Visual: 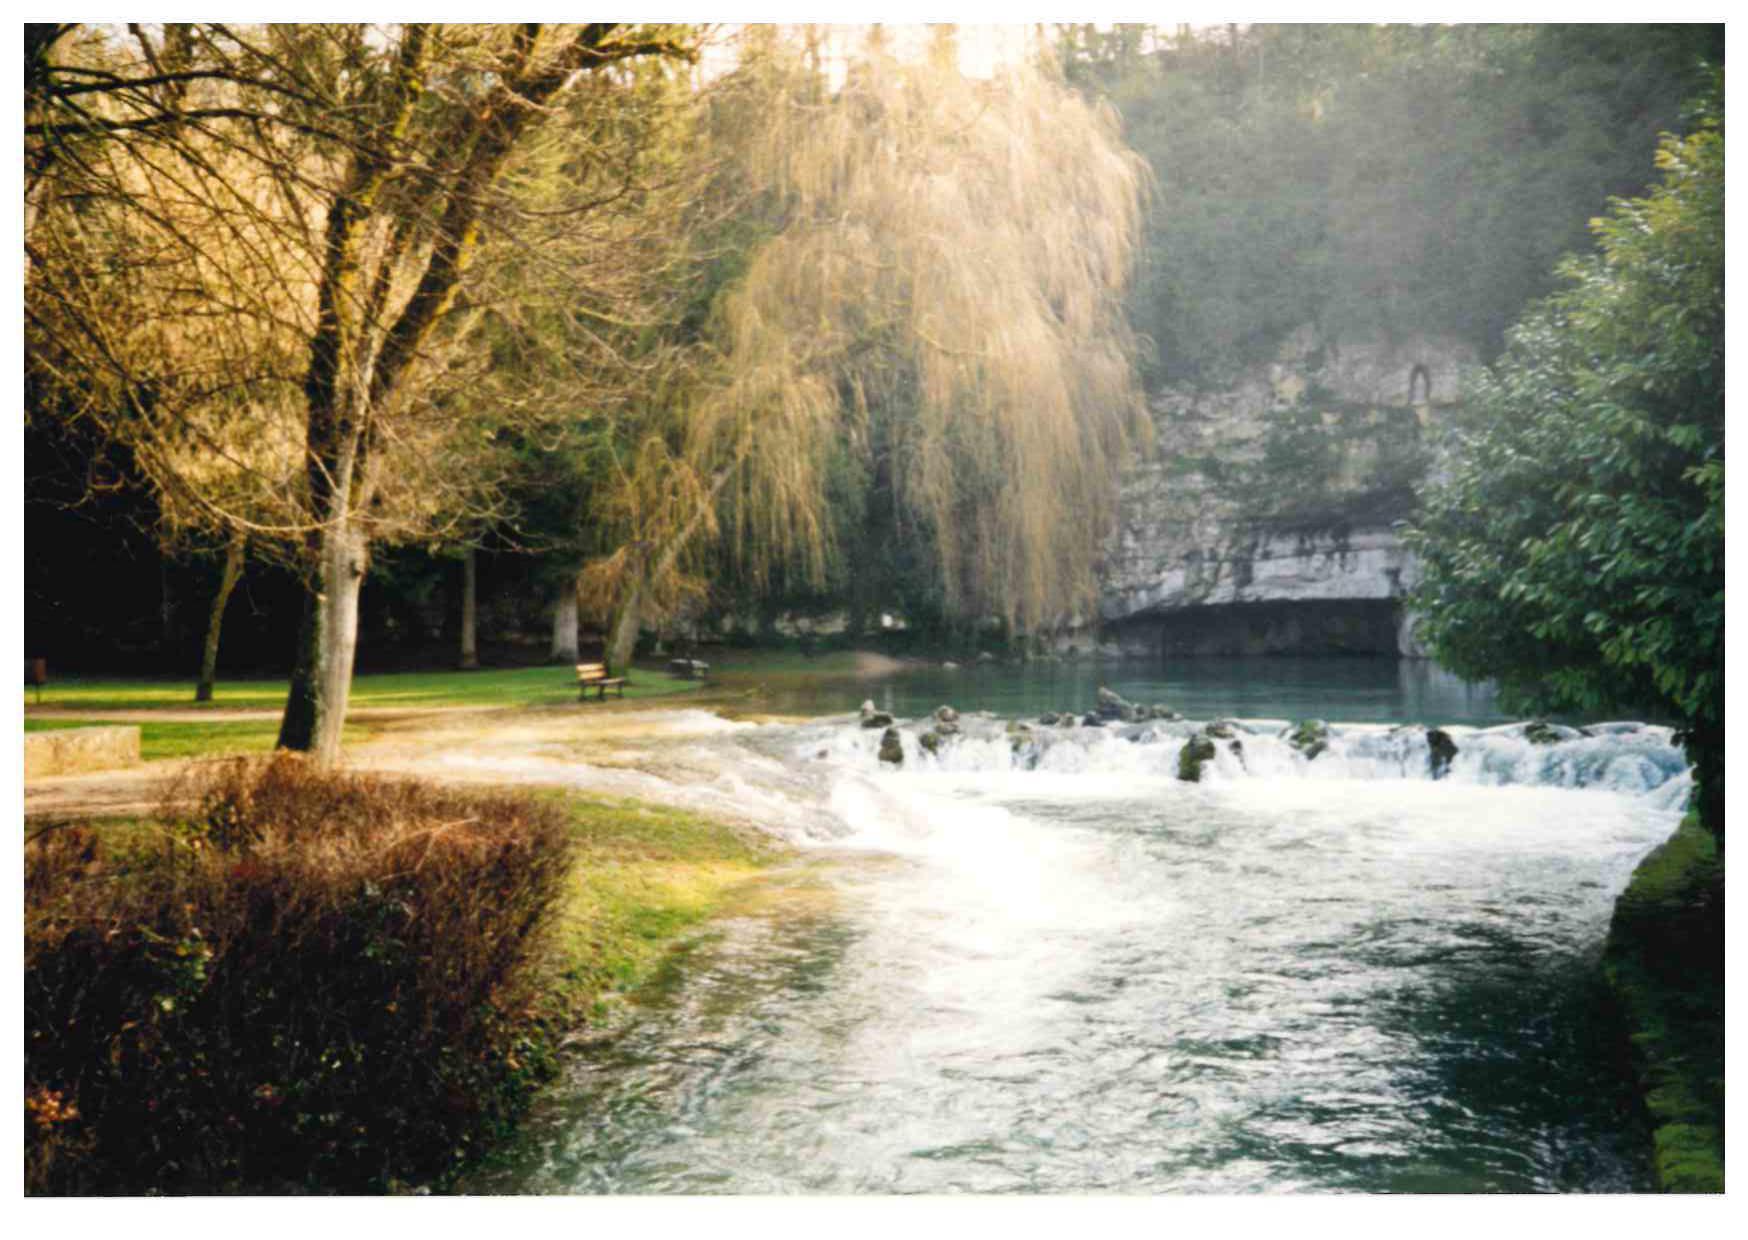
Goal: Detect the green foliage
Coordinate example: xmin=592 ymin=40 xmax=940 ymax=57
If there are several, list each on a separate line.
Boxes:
xmin=1407 ymin=89 xmax=1723 ymax=831
xmin=1060 ymin=24 xmax=1719 ymax=382
xmin=1602 ymin=814 xmax=1724 ymax=1192
xmin=24 ymin=756 xmax=578 ymax=1193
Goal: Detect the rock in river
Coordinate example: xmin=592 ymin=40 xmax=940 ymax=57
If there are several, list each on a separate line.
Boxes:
xmin=1285 ymin=719 xmax=1330 ymax=761
xmin=1427 ymin=727 xmax=1459 ymax=779
xmin=1177 ymin=734 xmax=1217 ymax=782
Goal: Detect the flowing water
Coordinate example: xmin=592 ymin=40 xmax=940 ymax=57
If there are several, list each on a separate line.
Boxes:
xmin=464 ymin=666 xmax=1688 ymax=1195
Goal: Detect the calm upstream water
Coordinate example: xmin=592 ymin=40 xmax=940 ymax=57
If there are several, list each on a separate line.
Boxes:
xmin=715 ymin=654 xmax=1520 ymax=726
xmin=464 ymin=661 xmax=1687 ymax=1194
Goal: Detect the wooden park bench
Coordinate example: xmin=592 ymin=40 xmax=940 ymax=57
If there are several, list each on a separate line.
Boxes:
xmin=667 ymin=657 xmax=710 ymax=680
xmin=576 ymin=662 xmax=626 ymax=701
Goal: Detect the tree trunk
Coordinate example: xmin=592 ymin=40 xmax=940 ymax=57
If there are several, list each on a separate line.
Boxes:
xmin=195 ymin=534 xmax=246 ymax=702
xmin=458 ymin=546 xmax=479 ymax=670
xmin=277 ymin=524 xmax=368 ymax=766
xmin=160 ymin=560 xmax=178 ymax=655
xmin=604 ymin=546 xmax=648 ymax=677
xmin=549 ymin=576 xmax=579 ymax=663
xmin=603 ymin=467 xmax=733 ymax=678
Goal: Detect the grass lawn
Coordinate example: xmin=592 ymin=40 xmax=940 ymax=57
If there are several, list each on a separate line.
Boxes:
xmin=539 ymin=794 xmax=789 ymax=1027
xmin=23 ymin=663 xmax=704 ymax=714
xmin=23 ymin=716 xmax=377 ymax=762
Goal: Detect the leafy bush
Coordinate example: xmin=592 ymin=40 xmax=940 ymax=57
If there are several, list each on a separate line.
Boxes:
xmin=25 ymin=755 xmax=575 ymax=1194
xmin=1408 ymin=85 xmax=1723 ymax=834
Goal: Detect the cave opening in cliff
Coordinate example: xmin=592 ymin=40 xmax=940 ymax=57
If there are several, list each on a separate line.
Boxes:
xmin=1118 ymin=598 xmax=1410 ymax=658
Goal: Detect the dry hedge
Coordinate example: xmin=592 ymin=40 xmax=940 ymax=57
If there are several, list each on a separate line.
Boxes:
xmin=25 ymin=754 xmax=576 ymax=1194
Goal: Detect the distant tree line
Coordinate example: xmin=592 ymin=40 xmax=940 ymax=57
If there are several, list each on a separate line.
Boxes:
xmin=1056 ymin=23 xmax=1721 ymax=385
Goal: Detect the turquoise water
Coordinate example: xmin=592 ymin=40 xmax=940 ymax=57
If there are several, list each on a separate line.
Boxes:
xmin=716 ymin=656 xmax=1507 ymax=726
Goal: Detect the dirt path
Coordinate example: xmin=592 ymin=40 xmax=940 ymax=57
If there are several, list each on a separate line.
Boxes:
xmin=22 ymin=700 xmax=801 ymax=823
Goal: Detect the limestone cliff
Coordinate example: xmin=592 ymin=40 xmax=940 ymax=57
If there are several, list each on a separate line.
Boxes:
xmin=1100 ymin=327 xmax=1476 ymax=657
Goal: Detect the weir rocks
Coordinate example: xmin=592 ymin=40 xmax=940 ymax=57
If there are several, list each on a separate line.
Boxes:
xmin=1096 ymin=686 xmax=1134 ymax=721
xmin=1095 ymin=686 xmax=1167 ymax=724
xmin=878 ymin=727 xmax=905 ymax=765
xmin=860 ymin=700 xmax=895 ymax=729
xmin=1427 ymin=727 xmax=1459 ymax=779
xmin=1524 ymin=720 xmax=1581 ymax=745
xmin=1285 ymin=719 xmax=1330 ymax=761
xmin=1177 ymin=734 xmax=1217 ymax=782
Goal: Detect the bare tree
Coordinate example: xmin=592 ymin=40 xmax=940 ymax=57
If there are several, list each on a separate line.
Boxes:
xmin=27 ymin=23 xmax=695 ymax=762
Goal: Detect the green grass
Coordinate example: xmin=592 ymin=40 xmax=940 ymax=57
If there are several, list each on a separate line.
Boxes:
xmin=24 ymin=716 xmax=375 ymax=762
xmin=1603 ymin=813 xmax=1725 ymax=1193
xmin=536 ymin=795 xmax=787 ymax=1027
xmin=23 ymin=663 xmax=703 ymax=714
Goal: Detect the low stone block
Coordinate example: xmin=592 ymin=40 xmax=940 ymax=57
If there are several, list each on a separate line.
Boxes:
xmin=24 ymin=726 xmax=142 ymax=779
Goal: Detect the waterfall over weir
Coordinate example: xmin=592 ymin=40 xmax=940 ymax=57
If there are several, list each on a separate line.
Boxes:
xmin=468 ymin=706 xmax=1689 ymax=1195
xmin=805 ymin=715 xmax=1691 ymax=809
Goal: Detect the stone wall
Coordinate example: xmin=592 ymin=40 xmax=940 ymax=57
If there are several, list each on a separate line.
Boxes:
xmin=25 ymin=725 xmax=142 ymax=779
xmin=1098 ymin=326 xmax=1475 ymax=656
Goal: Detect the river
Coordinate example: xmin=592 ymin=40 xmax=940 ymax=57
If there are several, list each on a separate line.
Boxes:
xmin=462 ymin=658 xmax=1687 ymax=1194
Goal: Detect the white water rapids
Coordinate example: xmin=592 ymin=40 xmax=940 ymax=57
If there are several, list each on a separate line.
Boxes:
xmin=465 ymin=709 xmax=1688 ymax=1194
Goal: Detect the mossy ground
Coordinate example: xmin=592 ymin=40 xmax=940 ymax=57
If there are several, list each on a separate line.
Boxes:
xmin=1603 ymin=813 xmax=1724 ymax=1193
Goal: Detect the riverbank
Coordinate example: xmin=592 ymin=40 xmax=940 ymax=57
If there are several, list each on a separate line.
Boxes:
xmin=21 ymin=657 xmax=1703 ymax=1193
xmin=23 ymin=773 xmax=784 ymax=1195
xmin=1603 ymin=813 xmax=1725 ymax=1192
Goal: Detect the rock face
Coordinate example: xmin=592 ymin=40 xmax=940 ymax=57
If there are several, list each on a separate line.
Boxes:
xmin=1098 ymin=327 xmax=1474 ymax=657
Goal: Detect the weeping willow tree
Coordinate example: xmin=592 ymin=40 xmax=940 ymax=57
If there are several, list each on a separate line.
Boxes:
xmin=595 ymin=28 xmax=1151 ymax=668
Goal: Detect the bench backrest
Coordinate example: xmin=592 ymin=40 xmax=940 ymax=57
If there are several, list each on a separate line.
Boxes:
xmin=576 ymin=662 xmax=608 ymax=680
